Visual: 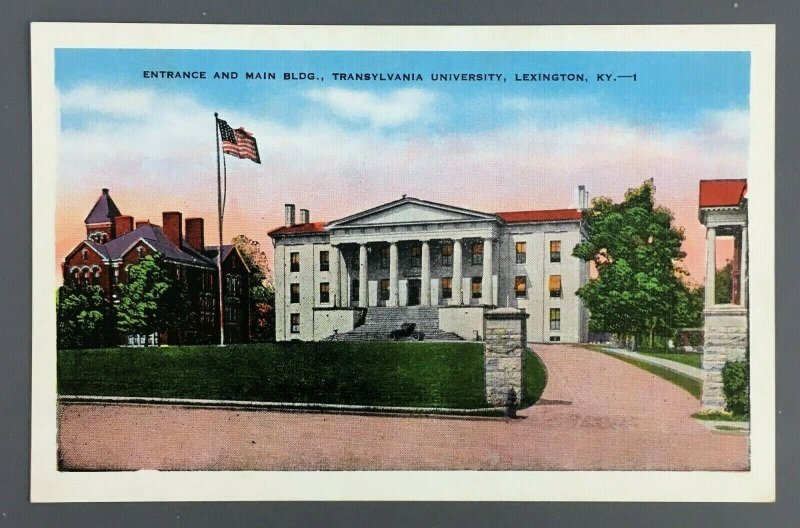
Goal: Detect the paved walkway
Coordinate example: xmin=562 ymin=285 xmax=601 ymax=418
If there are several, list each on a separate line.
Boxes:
xmin=58 ymin=344 xmax=748 ymax=471
xmin=597 ymin=346 xmax=705 ymax=380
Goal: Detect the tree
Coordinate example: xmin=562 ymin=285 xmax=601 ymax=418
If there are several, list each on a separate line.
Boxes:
xmin=115 ymin=254 xmax=188 ymax=344
xmin=56 ymin=284 xmax=110 ymax=349
xmin=715 ymin=260 xmax=733 ymax=305
xmin=233 ymin=235 xmax=275 ymax=341
xmin=573 ymin=179 xmax=690 ymax=349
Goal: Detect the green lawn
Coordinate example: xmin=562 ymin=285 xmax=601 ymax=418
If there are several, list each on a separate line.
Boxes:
xmin=637 ymin=349 xmax=702 ymax=369
xmin=58 ymin=342 xmax=548 ymax=410
xmin=585 ymin=345 xmax=703 ymax=399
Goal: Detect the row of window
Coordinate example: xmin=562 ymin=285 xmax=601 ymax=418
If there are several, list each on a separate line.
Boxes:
xmin=288 ymin=274 xmax=563 ymax=304
xmin=289 ymin=308 xmax=562 ymax=335
xmin=288 ymin=240 xmax=563 ymax=273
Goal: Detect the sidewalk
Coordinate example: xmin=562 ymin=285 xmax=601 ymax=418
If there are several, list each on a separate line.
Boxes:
xmin=598 ymin=347 xmax=704 ymax=380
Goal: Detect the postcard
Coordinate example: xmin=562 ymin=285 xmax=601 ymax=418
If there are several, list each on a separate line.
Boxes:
xmin=31 ymin=23 xmax=775 ymax=501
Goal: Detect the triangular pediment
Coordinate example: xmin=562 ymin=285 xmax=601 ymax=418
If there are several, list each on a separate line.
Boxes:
xmin=327 ymin=197 xmax=498 ymax=229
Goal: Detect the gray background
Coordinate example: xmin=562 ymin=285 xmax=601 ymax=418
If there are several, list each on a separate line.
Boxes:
xmin=1 ymin=1 xmax=797 ymax=526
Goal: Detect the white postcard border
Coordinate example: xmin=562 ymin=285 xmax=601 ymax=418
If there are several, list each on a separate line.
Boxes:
xmin=31 ymin=23 xmax=775 ymax=502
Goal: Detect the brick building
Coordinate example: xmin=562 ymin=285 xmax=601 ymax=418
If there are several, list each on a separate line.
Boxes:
xmin=62 ymin=188 xmax=251 ymax=345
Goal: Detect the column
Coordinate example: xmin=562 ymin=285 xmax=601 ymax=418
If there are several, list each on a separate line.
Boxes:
xmin=330 ymin=245 xmax=341 ymax=307
xmin=389 ymin=242 xmax=399 ymax=307
xmin=421 ymin=240 xmax=431 ymax=306
xmin=705 ymin=227 xmax=716 ymax=307
xmin=740 ymin=225 xmax=748 ymax=307
xmin=358 ymin=244 xmax=368 ymax=308
xmin=482 ymin=238 xmax=494 ymax=306
xmin=451 ymin=239 xmax=463 ymax=305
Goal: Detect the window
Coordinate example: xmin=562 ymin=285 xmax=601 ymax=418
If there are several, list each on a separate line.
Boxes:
xmin=92 ymin=267 xmax=101 ymax=286
xmin=380 ymin=246 xmax=390 ymax=269
xmin=514 ymin=276 xmax=527 ymax=298
xmin=320 ymin=282 xmax=330 ymax=303
xmin=82 ymin=249 xmax=88 ymax=261
xmin=441 ymin=243 xmax=453 ymax=267
xmin=549 ymin=336 xmax=561 ymax=342
xmin=351 ymin=279 xmax=359 ymax=303
xmin=319 ymin=251 xmax=329 ymax=272
xmin=290 ymin=283 xmax=300 ymax=303
xmin=290 ymin=313 xmax=300 ymax=334
xmin=550 ymin=240 xmax=561 ymax=263
xmin=471 ymin=277 xmax=482 ymax=298
xmin=471 ymin=242 xmax=483 ymax=265
xmin=410 ymin=244 xmax=422 ymax=268
xmin=550 ymin=308 xmax=561 ymax=330
xmin=441 ymin=277 xmax=453 ymax=299
xmin=549 ymin=275 xmax=562 ymax=298
xmin=515 ymin=242 xmax=527 ymax=264
xmin=137 ymin=246 xmax=145 ymax=258
xmin=379 ymin=279 xmax=390 ymax=301
xmin=290 ymin=252 xmax=300 ymax=272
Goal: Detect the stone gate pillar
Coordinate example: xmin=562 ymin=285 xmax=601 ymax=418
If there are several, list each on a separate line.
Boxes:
xmin=483 ymin=307 xmax=529 ymax=406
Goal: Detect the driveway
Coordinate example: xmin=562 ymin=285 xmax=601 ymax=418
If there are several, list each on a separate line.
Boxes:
xmin=58 ymin=344 xmax=748 ymax=471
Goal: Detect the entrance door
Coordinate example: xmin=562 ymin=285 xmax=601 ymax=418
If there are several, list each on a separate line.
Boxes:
xmin=407 ymin=279 xmax=421 ymax=306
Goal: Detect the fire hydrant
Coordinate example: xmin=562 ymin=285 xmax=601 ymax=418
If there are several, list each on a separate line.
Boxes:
xmin=505 ymin=387 xmax=518 ymax=419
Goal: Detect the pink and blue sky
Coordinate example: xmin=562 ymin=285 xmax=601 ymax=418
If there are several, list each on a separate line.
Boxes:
xmin=55 ymin=50 xmax=750 ymax=283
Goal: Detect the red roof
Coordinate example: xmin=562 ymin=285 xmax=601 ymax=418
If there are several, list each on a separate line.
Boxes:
xmin=495 ymin=209 xmax=582 ymax=223
xmin=268 ymin=221 xmax=327 ymax=237
xmin=699 ymin=179 xmax=747 ymax=208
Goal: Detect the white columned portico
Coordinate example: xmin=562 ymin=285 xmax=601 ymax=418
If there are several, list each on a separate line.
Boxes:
xmin=330 ymin=245 xmax=341 ymax=306
xmin=358 ymin=244 xmax=368 ymax=308
xmin=451 ymin=239 xmax=463 ymax=305
xmin=740 ymin=225 xmax=747 ymax=306
xmin=482 ymin=237 xmax=494 ymax=306
xmin=421 ymin=240 xmax=431 ymax=306
xmin=705 ymin=227 xmax=716 ymax=307
xmin=388 ymin=242 xmax=399 ymax=307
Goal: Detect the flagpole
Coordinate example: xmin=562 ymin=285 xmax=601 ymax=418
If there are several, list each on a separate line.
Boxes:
xmin=214 ymin=112 xmax=225 ymax=346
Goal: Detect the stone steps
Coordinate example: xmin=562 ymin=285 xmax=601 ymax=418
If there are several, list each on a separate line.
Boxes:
xmin=326 ymin=306 xmax=463 ymax=342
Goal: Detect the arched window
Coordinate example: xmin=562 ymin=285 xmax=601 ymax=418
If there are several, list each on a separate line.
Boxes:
xmin=70 ymin=267 xmax=80 ymax=286
xmin=91 ymin=266 xmax=101 ymax=286
xmin=82 ymin=249 xmax=89 ymax=261
xmin=137 ymin=246 xmax=145 ymax=258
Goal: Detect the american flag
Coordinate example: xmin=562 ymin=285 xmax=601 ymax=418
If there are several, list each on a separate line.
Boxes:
xmin=217 ymin=118 xmax=261 ymax=164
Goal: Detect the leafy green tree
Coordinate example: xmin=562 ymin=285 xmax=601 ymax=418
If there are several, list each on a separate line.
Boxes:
xmin=115 ymin=255 xmax=188 ymax=344
xmin=715 ymin=260 xmax=734 ymax=305
xmin=233 ymin=234 xmax=275 ymax=341
xmin=573 ymin=179 xmax=690 ymax=348
xmin=56 ymin=284 xmax=110 ymax=349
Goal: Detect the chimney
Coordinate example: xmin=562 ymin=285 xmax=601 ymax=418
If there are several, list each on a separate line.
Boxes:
xmin=115 ymin=215 xmax=134 ymax=237
xmin=299 ymin=208 xmax=310 ymax=224
xmin=285 ymin=204 xmax=296 ymax=227
xmin=135 ymin=220 xmax=150 ymax=229
xmin=102 ymin=188 xmax=109 ymax=195
xmin=185 ymin=217 xmax=205 ymax=252
xmin=577 ymin=185 xmax=589 ymax=210
xmin=162 ymin=211 xmax=183 ymax=247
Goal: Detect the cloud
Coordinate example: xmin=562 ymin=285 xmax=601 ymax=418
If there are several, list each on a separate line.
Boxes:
xmin=60 ymin=84 xmax=158 ymax=117
xmin=56 ymin=83 xmax=749 ymax=285
xmin=304 ymin=87 xmax=437 ymax=127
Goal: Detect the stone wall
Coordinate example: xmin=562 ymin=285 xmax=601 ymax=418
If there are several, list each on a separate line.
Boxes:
xmin=483 ymin=307 xmax=528 ymax=406
xmin=702 ymin=306 xmax=748 ymax=410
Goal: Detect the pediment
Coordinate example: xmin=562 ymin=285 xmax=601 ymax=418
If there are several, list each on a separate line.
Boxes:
xmin=327 ymin=198 xmax=498 ymax=229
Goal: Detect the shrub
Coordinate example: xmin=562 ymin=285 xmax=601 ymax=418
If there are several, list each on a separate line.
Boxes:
xmin=722 ymin=360 xmax=749 ymax=417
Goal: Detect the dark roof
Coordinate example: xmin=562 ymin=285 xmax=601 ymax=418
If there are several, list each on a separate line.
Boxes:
xmin=495 ymin=209 xmax=583 ymax=223
xmin=84 ymin=189 xmax=122 ymax=224
xmin=102 ymin=223 xmax=216 ymax=268
xmin=268 ymin=221 xmax=327 ymax=237
xmin=699 ymin=179 xmax=747 ymax=208
xmin=205 ymin=245 xmax=251 ymax=272
xmin=204 ymin=244 xmax=234 ymax=261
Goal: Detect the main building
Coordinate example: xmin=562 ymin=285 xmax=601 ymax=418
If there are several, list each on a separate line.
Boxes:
xmin=269 ymin=189 xmax=590 ymax=343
